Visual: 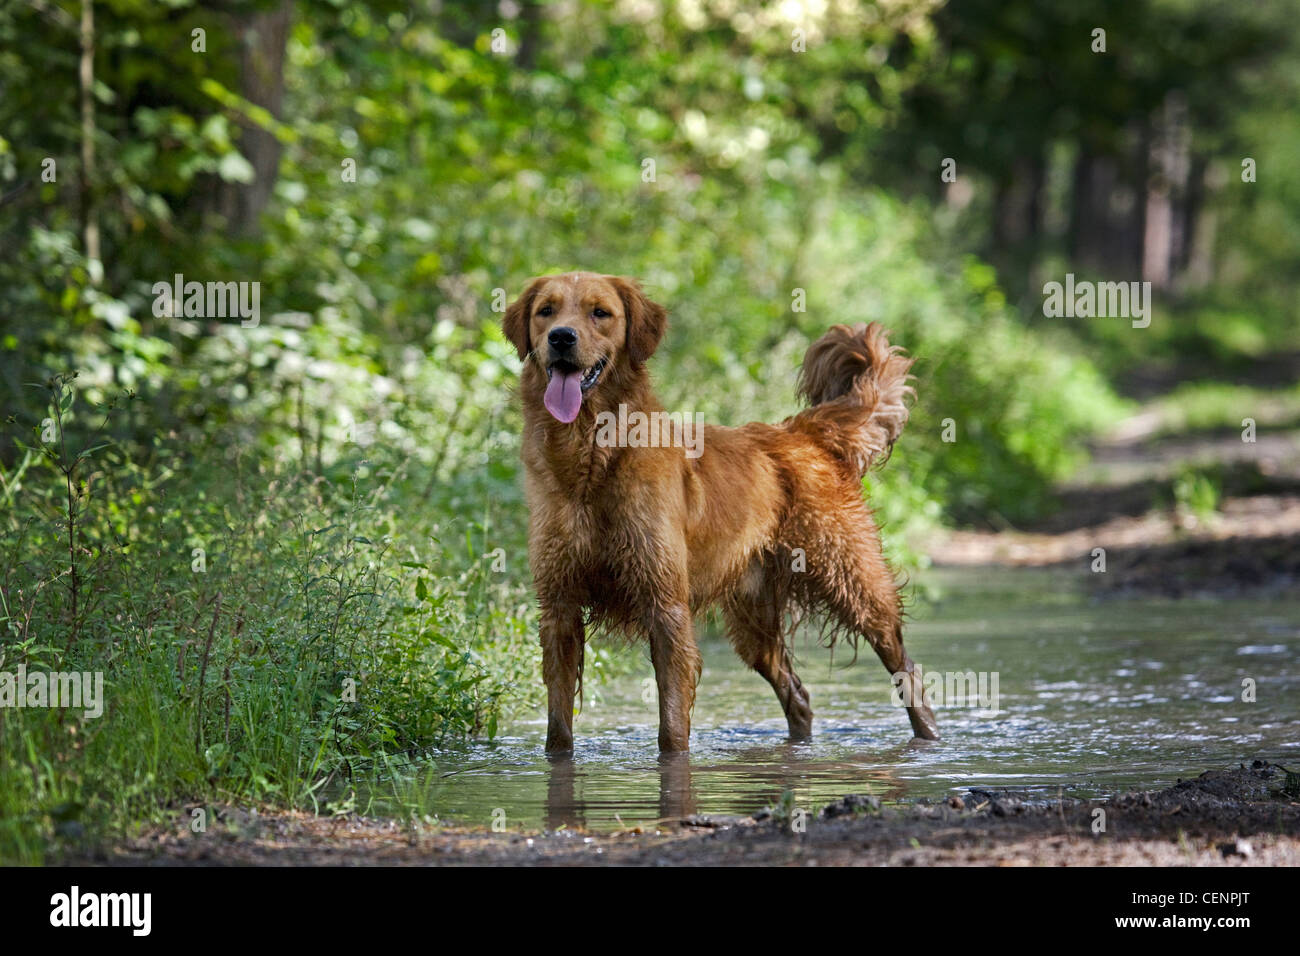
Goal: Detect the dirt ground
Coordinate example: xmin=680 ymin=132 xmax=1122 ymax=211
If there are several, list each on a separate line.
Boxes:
xmin=67 ymin=762 xmax=1300 ymax=866
xmin=926 ymin=426 xmax=1300 ymax=597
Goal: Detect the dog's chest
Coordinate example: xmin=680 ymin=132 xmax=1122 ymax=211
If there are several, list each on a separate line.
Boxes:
xmin=525 ymin=467 xmax=655 ymax=584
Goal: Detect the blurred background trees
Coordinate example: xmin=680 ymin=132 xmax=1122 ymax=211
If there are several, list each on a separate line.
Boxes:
xmin=4 ymin=0 xmax=1295 ymax=523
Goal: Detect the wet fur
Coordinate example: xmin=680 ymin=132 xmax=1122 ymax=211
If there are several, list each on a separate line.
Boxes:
xmin=504 ymin=272 xmax=939 ymax=752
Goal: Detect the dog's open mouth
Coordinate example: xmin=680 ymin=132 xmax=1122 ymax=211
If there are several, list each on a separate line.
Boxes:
xmin=543 ymin=357 xmax=607 ymax=423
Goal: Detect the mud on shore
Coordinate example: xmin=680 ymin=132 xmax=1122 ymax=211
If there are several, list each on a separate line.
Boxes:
xmin=66 ymin=761 xmax=1300 ymax=867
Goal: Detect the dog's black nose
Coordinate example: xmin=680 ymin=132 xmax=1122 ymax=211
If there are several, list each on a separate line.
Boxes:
xmin=548 ymin=327 xmax=578 ymax=350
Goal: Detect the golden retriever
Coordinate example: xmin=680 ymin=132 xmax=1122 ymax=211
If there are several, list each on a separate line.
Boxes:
xmin=504 ymin=272 xmax=938 ymax=752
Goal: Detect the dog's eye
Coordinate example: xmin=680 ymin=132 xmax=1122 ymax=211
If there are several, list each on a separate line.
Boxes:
xmin=592 ymin=308 xmax=609 ymax=319
xmin=538 ymin=305 xmax=553 ymax=317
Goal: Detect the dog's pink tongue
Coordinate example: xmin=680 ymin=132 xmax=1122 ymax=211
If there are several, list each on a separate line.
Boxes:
xmin=544 ymin=369 xmax=584 ymax=423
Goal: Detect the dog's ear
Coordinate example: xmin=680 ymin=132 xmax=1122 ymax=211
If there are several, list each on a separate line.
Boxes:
xmin=503 ymin=278 xmax=545 ymax=361
xmin=611 ymin=277 xmax=668 ymax=369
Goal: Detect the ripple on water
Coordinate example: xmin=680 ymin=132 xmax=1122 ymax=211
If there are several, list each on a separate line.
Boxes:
xmin=360 ymin=569 xmax=1300 ymax=831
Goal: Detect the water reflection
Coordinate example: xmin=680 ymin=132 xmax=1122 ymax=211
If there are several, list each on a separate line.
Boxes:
xmin=541 ymin=739 xmax=936 ymax=830
xmin=542 ymin=753 xmax=698 ymax=829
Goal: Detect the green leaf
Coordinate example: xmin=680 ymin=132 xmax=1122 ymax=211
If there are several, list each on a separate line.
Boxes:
xmin=217 ymin=151 xmax=255 ymax=184
xmin=428 ymin=630 xmax=457 ymax=651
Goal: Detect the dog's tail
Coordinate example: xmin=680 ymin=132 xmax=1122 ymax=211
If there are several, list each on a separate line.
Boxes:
xmin=793 ymin=323 xmax=914 ymax=477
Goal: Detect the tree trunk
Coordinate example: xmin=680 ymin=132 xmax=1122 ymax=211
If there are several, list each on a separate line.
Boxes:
xmin=212 ymin=0 xmax=292 ymax=236
xmin=79 ymin=0 xmax=100 ymax=274
xmin=993 ymin=152 xmax=1044 ymax=249
xmin=1142 ymin=93 xmax=1189 ymax=291
xmin=1182 ymin=158 xmax=1219 ymax=290
xmin=1069 ymin=145 xmax=1118 ymax=273
xmin=515 ymin=0 xmax=543 ymax=69
xmin=1070 ymin=132 xmax=1145 ymax=278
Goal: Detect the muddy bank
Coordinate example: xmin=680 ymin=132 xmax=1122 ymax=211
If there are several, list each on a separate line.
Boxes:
xmin=65 ymin=762 xmax=1300 ymax=866
xmin=931 ymin=502 xmax=1300 ymax=598
xmin=1087 ymin=530 xmax=1300 ymax=597
xmin=925 ymin=425 xmax=1300 ymax=596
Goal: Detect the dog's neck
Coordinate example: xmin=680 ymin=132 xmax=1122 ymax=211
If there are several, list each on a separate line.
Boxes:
xmin=520 ymin=359 xmax=659 ymax=499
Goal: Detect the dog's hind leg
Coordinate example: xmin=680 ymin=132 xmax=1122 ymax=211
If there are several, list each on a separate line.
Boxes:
xmin=871 ymin=620 xmax=940 ymax=741
xmin=809 ymin=521 xmax=940 ymax=741
xmin=724 ymin=593 xmax=813 ymax=739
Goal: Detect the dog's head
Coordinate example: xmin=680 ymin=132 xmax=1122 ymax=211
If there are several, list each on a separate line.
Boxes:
xmin=504 ymin=272 xmax=667 ymax=423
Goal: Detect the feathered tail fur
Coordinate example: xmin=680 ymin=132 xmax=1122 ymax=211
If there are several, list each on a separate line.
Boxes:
xmin=793 ymin=322 xmax=914 ymax=476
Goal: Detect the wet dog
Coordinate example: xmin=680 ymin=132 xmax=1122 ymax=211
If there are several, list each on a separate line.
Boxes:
xmin=504 ymin=271 xmax=938 ymax=752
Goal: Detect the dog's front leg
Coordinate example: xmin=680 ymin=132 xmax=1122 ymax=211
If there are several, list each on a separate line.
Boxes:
xmin=540 ymin=603 xmax=585 ymax=754
xmin=647 ymin=602 xmax=701 ymax=752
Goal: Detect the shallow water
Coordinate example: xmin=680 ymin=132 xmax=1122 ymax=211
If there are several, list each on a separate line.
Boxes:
xmin=399 ymin=568 xmax=1300 ymax=831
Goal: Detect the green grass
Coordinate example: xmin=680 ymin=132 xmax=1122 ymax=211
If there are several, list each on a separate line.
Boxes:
xmin=0 ymin=379 xmax=544 ymax=864
xmin=1151 ymin=381 xmax=1300 ymax=437
xmin=1172 ymin=466 xmax=1223 ymax=522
